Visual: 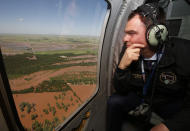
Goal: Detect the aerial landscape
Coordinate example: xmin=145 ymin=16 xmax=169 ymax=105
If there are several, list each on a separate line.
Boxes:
xmin=0 ymin=34 xmax=99 ymax=130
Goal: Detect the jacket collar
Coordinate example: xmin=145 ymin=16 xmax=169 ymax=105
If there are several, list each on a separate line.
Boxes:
xmin=158 ymin=44 xmax=175 ymax=68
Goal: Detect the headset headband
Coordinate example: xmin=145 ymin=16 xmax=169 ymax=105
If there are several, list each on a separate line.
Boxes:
xmin=138 ymin=3 xmax=159 ymax=23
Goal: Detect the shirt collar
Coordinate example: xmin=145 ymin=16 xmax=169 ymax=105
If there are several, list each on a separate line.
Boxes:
xmin=143 ymin=53 xmax=157 ymax=61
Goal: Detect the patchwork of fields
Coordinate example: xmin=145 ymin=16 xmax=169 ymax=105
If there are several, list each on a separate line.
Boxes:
xmin=0 ymin=34 xmax=99 ymax=130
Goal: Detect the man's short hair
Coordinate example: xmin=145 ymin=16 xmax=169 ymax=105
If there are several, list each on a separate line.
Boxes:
xmin=128 ymin=4 xmax=166 ymax=28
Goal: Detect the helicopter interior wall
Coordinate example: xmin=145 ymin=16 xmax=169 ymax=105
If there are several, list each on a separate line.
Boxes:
xmin=178 ymin=16 xmax=190 ymax=40
xmin=166 ymin=0 xmax=190 ymax=40
xmin=0 ymin=107 xmax=9 ymax=131
xmin=170 ymin=0 xmax=190 ymax=17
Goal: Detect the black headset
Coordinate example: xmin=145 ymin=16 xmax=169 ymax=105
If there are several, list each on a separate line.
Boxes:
xmin=138 ymin=3 xmax=168 ymax=47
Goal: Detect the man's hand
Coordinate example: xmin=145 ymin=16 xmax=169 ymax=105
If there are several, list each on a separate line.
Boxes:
xmin=150 ymin=123 xmax=170 ymax=131
xmin=118 ymin=43 xmax=144 ymax=69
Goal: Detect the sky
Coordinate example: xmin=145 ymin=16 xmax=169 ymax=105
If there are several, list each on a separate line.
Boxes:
xmin=0 ymin=0 xmax=107 ymax=36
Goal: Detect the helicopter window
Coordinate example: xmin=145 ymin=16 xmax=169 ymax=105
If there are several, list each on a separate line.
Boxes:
xmin=0 ymin=0 xmax=107 ymax=130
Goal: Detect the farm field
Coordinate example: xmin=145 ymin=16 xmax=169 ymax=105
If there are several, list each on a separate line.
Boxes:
xmin=0 ymin=34 xmax=99 ymax=130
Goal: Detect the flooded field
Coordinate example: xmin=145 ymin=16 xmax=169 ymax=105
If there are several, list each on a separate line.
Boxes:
xmin=0 ymin=34 xmax=99 ymax=130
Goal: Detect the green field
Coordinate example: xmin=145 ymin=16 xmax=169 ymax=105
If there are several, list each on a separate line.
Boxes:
xmin=0 ymin=34 xmax=99 ymax=79
xmin=0 ymin=34 xmax=99 ymax=45
xmin=0 ymin=34 xmax=99 ymax=130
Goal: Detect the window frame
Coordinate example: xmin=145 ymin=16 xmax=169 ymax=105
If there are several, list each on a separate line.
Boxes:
xmin=0 ymin=1 xmax=110 ymax=130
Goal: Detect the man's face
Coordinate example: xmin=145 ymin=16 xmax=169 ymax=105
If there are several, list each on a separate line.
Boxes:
xmin=123 ymin=14 xmax=148 ymax=49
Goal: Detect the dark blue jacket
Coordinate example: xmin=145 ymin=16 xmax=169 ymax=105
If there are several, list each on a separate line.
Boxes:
xmin=114 ymin=37 xmax=190 ymax=131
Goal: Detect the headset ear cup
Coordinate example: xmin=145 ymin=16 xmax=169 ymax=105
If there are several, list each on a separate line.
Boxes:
xmin=146 ymin=24 xmax=168 ymax=47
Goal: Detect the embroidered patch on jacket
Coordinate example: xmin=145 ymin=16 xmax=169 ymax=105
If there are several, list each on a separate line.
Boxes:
xmin=160 ymin=72 xmax=176 ymax=85
xmin=132 ymin=74 xmax=142 ymax=79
